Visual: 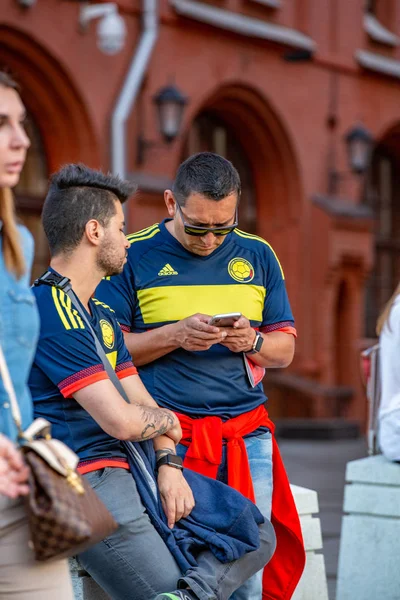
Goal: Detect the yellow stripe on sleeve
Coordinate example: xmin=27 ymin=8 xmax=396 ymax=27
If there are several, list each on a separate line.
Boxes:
xmin=58 ymin=290 xmax=79 ymax=329
xmin=137 ymin=284 xmax=266 ymax=324
xmin=128 ymin=227 xmax=160 ymax=244
xmin=126 ymin=224 xmax=159 ymax=241
xmin=234 ymin=229 xmax=285 ymax=279
xmin=56 ymin=290 xmax=85 ymax=329
xmin=67 ymin=295 xmax=85 ymax=329
xmin=51 ymin=286 xmax=71 ymax=330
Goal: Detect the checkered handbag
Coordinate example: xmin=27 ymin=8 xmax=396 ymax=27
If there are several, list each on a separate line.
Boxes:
xmin=0 ymin=343 xmax=118 ymax=562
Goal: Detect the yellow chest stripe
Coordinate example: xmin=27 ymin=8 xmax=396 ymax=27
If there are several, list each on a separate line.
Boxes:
xmin=106 ymin=351 xmax=117 ymax=370
xmin=137 ymin=284 xmax=266 ymax=324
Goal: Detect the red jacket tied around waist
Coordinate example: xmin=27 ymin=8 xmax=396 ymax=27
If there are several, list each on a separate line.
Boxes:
xmin=176 ymin=405 xmax=306 ymax=600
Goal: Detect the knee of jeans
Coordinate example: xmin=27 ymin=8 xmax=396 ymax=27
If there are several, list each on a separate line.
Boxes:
xmin=258 ymin=519 xmax=277 ymax=567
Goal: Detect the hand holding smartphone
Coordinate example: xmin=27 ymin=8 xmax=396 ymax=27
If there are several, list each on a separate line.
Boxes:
xmin=208 ymin=312 xmax=242 ymax=327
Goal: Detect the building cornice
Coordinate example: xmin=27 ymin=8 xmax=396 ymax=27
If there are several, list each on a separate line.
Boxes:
xmin=249 ymin=0 xmax=281 ymax=8
xmin=312 ymin=194 xmax=373 ymax=221
xmin=170 ymin=0 xmax=316 ymax=51
xmin=364 ymin=13 xmax=399 ymax=47
xmin=356 ymin=49 xmax=400 ymax=79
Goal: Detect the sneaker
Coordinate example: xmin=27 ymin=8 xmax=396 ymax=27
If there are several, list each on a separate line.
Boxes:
xmin=154 ymin=591 xmax=197 ymax=600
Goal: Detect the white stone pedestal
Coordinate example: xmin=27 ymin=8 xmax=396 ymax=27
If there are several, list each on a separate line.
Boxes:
xmin=336 ymin=455 xmax=400 ymax=600
xmin=290 ymin=485 xmax=329 ymax=600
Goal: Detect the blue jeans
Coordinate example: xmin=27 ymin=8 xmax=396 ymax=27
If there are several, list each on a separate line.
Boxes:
xmin=177 ymin=431 xmax=273 ymax=600
xmin=78 ymin=466 xmax=275 ymax=600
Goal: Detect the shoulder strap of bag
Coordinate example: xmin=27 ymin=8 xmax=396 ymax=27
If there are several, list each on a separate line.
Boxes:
xmin=35 ymin=272 xmax=159 ymax=500
xmin=34 ymin=271 xmax=131 ymax=404
xmin=0 ymin=343 xmax=23 ymax=434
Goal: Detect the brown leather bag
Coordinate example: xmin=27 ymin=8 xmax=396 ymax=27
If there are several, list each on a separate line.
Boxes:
xmin=0 ymin=345 xmax=118 ymax=562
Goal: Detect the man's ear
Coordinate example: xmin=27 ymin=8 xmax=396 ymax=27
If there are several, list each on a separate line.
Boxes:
xmin=164 ymin=190 xmax=175 ymax=217
xmin=85 ymin=219 xmax=103 ymax=246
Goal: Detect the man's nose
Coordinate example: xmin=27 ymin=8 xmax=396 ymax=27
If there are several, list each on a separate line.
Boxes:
xmin=200 ymin=232 xmax=215 ymax=244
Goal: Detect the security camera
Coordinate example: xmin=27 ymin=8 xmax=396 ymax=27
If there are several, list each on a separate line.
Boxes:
xmin=79 ymin=2 xmax=126 ymax=55
xmin=97 ymin=12 xmax=126 ymax=55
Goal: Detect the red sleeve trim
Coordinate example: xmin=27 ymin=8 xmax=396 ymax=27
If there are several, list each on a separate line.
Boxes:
xmin=77 ymin=458 xmax=130 ymax=475
xmin=115 ymin=361 xmax=134 ymax=373
xmin=60 ymin=370 xmax=108 ymax=398
xmin=274 ymin=326 xmax=297 ymax=338
xmin=120 ymin=324 xmax=131 ymax=332
xmin=116 ymin=366 xmax=138 ymax=380
xmin=260 ymin=322 xmax=297 ymax=338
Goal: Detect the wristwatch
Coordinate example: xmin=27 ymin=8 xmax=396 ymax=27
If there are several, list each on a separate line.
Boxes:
xmin=156 ymin=454 xmax=184 ymax=471
xmin=247 ymin=331 xmax=264 ymax=355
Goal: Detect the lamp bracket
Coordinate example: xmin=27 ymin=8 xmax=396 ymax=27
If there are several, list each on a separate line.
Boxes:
xmin=79 ymin=2 xmax=116 ymax=30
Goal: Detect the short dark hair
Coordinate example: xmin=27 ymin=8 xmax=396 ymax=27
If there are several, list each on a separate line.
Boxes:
xmin=172 ymin=152 xmax=241 ymax=206
xmin=42 ymin=163 xmax=136 ymax=255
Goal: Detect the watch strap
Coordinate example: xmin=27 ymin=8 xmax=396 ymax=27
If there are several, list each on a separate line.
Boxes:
xmin=247 ymin=331 xmax=263 ymax=355
xmin=156 ymin=454 xmax=184 ymax=470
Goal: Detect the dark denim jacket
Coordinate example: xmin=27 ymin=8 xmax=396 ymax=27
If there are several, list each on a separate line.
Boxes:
xmin=0 ymin=225 xmax=39 ymax=442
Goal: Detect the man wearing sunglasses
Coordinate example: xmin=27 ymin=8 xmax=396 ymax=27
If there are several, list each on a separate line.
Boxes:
xmin=96 ymin=152 xmax=304 ymax=600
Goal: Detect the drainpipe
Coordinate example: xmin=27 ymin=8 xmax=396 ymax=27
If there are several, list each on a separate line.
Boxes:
xmin=111 ymin=0 xmax=158 ymax=223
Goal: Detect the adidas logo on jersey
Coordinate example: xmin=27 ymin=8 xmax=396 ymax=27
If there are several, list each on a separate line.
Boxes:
xmin=158 ymin=263 xmax=178 ymax=276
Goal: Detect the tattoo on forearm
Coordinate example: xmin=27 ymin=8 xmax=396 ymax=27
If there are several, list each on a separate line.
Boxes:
xmin=135 ymin=406 xmax=175 ymax=441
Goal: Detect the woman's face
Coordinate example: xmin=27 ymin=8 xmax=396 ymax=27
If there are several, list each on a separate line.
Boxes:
xmin=0 ymin=85 xmax=30 ymax=188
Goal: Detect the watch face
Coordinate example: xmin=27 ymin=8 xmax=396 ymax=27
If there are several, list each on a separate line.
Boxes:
xmin=255 ymin=333 xmax=264 ymax=352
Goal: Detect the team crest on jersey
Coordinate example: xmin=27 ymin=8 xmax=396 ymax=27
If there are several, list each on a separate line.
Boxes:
xmin=228 ymin=258 xmax=254 ymax=283
xmin=100 ymin=319 xmax=115 ymax=349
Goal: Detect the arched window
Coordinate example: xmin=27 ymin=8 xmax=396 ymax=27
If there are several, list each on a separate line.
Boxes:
xmin=14 ymin=114 xmax=49 ymax=280
xmin=183 ymin=112 xmax=257 ymax=233
xmin=364 ymin=141 xmax=400 ymax=337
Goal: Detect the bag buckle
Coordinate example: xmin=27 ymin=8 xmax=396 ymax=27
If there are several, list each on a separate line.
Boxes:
xmin=34 ymin=270 xmax=71 ymax=292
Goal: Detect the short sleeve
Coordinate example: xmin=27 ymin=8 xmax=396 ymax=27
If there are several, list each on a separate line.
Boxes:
xmin=34 ymin=328 xmax=108 ymax=398
xmin=96 ymin=266 xmax=135 ymax=332
xmin=261 ymin=246 xmax=296 ymax=335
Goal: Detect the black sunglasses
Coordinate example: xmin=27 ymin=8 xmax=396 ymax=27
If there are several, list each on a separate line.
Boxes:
xmin=175 ymin=200 xmax=238 ymax=237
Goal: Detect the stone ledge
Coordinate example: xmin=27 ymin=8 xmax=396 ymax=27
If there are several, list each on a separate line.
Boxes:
xmin=344 ymin=483 xmax=400 ymax=517
xmin=291 ymin=484 xmax=319 ymax=515
xmin=346 ymin=455 xmax=400 ymax=485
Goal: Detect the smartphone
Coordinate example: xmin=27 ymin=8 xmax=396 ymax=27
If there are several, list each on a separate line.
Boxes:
xmin=209 ymin=312 xmax=242 ymax=327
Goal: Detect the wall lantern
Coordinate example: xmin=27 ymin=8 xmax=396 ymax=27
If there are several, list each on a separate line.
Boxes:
xmin=328 ymin=122 xmax=374 ymax=195
xmin=137 ymin=84 xmax=188 ymax=165
xmin=344 ymin=123 xmax=374 ymax=175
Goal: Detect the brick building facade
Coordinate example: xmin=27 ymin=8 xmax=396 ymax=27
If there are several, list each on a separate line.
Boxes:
xmin=2 ymin=0 xmax=400 ymax=426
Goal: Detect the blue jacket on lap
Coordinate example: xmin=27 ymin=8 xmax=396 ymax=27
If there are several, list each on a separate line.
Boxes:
xmin=124 ymin=440 xmax=268 ymax=573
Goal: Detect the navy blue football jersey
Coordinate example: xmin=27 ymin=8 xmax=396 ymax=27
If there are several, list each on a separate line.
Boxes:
xmin=96 ymin=220 xmax=295 ymax=419
xmin=29 ymin=275 xmax=137 ymax=461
